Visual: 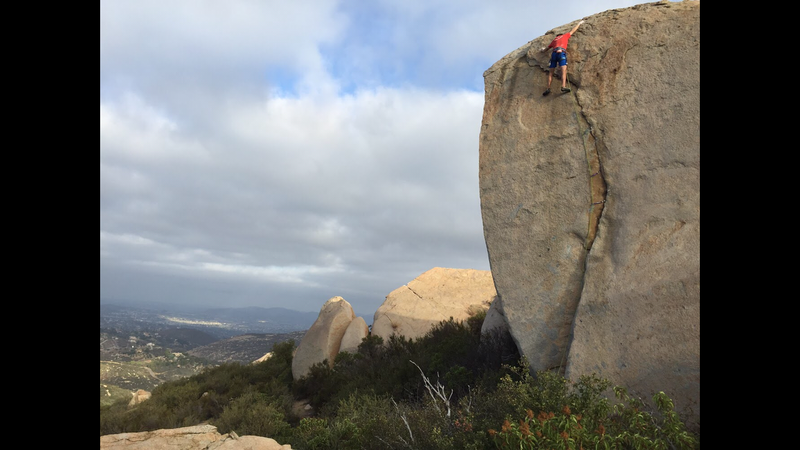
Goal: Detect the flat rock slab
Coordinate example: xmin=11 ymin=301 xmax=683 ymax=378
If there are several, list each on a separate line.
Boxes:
xmin=100 ymin=425 xmax=292 ymax=449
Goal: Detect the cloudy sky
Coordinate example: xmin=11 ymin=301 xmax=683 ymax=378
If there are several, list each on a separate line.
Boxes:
xmin=100 ymin=0 xmax=653 ymax=316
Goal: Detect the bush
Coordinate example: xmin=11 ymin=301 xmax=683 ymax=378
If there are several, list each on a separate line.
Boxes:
xmin=297 ymin=389 xmax=486 ymax=450
xmin=213 ymin=390 xmax=292 ymax=441
xmin=102 ymin=322 xmax=699 ymax=450
xmin=100 ymin=339 xmax=298 ymax=436
xmin=99 ymin=397 xmax=137 ymax=435
xmin=290 ymin=416 xmax=362 ymax=450
xmin=328 ymin=393 xmax=399 ymax=449
xmin=485 ymin=371 xmax=698 ymax=450
xmin=292 ymin=359 xmax=343 ymax=410
xmin=291 ymin=315 xmax=520 ymax=416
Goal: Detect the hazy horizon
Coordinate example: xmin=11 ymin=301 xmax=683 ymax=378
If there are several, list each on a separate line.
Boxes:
xmin=100 ymin=297 xmax=350 ymax=316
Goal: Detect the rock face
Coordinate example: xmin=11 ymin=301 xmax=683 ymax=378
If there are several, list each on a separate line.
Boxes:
xmin=291 ymin=296 xmax=356 ymax=380
xmin=99 ymin=424 xmax=291 ymax=449
xmin=339 ymin=316 xmax=369 ymax=354
xmin=372 ymin=267 xmax=496 ymax=342
xmin=479 ymin=0 xmax=699 ymax=429
xmin=480 ymin=295 xmax=508 ymax=334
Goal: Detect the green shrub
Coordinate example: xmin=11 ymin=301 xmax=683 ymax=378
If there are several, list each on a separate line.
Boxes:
xmin=357 ymin=334 xmax=384 ymax=360
xmin=486 ymin=379 xmax=698 ymax=450
xmin=102 ymin=322 xmax=699 ymax=450
xmin=291 ymin=315 xmax=519 ymax=416
xmin=292 ymin=359 xmax=342 ymax=410
xmin=99 ymin=397 xmax=136 ymax=435
xmin=466 ymin=309 xmax=487 ymax=336
xmin=309 ymin=390 xmax=485 ymax=450
xmin=290 ymin=416 xmax=362 ymax=450
xmin=100 ymin=340 xmax=298 ymax=435
xmin=329 ymin=392 xmax=399 ymax=449
xmin=291 ymin=418 xmax=332 ymax=450
xmin=213 ymin=390 xmax=292 ymax=441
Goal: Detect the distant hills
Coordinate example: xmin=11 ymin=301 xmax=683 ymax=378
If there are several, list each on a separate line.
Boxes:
xmin=100 ymin=302 xmax=313 ymax=405
xmin=100 ymin=302 xmax=320 ymax=337
xmin=196 ymin=306 xmax=320 ymax=332
xmin=187 ymin=330 xmax=306 ymax=364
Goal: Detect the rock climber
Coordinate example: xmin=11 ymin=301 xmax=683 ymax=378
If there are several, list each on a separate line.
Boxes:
xmin=540 ymin=19 xmax=585 ymax=96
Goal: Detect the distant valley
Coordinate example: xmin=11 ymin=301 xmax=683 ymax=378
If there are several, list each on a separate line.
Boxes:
xmin=100 ymin=302 xmax=313 ymax=406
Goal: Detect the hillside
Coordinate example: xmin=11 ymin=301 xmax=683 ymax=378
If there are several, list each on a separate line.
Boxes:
xmin=188 ymin=331 xmax=306 ymax=364
xmin=100 ymin=303 xmax=310 ymax=407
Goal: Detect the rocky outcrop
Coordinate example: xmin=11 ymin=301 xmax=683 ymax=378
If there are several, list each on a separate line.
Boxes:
xmin=253 ymin=352 xmax=272 ymax=364
xmin=372 ymin=267 xmax=496 ymax=342
xmin=479 ymin=0 xmax=699 ymax=429
xmin=128 ymin=389 xmax=151 ymax=406
xmin=339 ymin=316 xmax=369 ymax=354
xmin=293 ymin=270 xmax=495 ymax=373
xmin=99 ymin=424 xmax=291 ymax=449
xmin=480 ymin=295 xmax=507 ymax=334
xmin=291 ymin=296 xmax=356 ymax=380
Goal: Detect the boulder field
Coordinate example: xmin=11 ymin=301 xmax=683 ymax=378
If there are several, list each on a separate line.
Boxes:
xmin=291 ymin=268 xmax=496 ymax=380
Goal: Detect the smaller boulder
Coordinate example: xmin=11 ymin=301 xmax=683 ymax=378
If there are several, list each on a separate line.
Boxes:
xmin=253 ymin=352 xmax=273 ymax=364
xmin=339 ymin=316 xmax=369 ymax=354
xmin=128 ymin=389 xmax=151 ymax=407
xmin=480 ymin=296 xmax=508 ymax=334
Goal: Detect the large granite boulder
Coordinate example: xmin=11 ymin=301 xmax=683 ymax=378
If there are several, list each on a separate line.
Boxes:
xmin=100 ymin=424 xmax=291 ymax=449
xmin=291 ymin=296 xmax=356 ymax=380
xmin=339 ymin=316 xmax=369 ymax=354
xmin=479 ymin=0 xmax=699 ymax=429
xmin=371 ymin=267 xmax=496 ymax=342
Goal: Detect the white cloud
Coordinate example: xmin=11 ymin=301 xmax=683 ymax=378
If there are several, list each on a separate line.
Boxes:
xmin=100 ymin=0 xmax=658 ymax=313
xmin=101 ymin=86 xmax=487 ymax=311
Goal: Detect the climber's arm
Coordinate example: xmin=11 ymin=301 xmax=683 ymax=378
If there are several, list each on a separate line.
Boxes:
xmin=569 ymin=20 xmax=585 ymax=36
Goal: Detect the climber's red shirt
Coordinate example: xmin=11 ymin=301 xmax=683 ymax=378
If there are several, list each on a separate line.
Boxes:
xmin=548 ymin=32 xmax=572 ymax=51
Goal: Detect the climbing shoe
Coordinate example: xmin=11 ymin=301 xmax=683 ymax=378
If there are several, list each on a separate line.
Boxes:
xmin=561 ymin=87 xmax=571 ymax=93
xmin=542 ymin=88 xmax=551 ymax=96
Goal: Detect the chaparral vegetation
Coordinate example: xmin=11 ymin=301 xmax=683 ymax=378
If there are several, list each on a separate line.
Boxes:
xmin=100 ymin=312 xmax=699 ymax=449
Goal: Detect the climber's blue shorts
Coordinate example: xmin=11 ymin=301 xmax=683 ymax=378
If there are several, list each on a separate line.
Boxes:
xmin=549 ymin=50 xmax=567 ymax=68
